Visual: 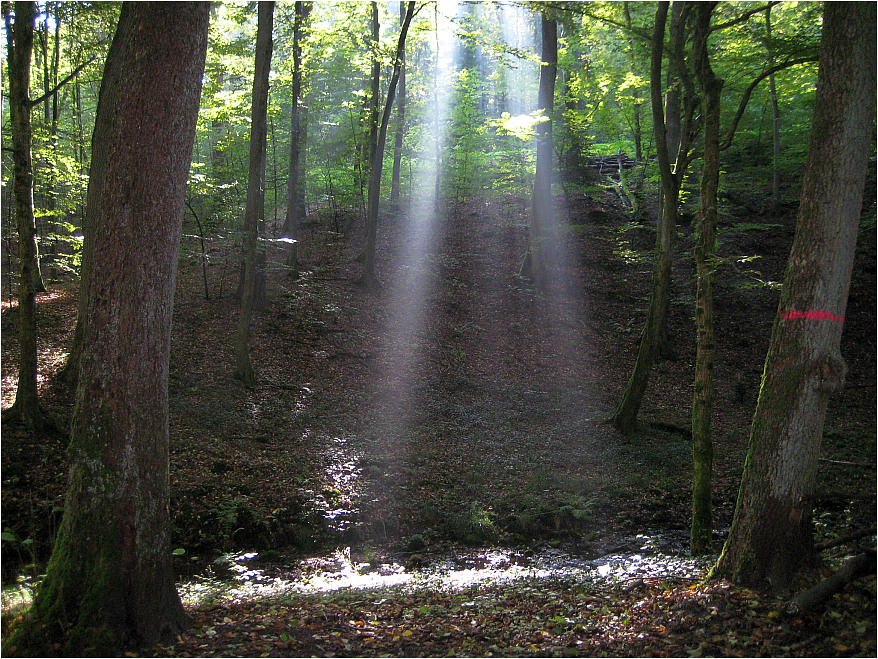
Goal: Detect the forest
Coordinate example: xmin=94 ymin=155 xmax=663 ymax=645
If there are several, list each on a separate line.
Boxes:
xmin=1 ymin=0 xmax=875 ymax=656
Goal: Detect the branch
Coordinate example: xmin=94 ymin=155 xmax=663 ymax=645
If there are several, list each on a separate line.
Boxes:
xmin=27 ymin=56 xmax=96 ymax=108
xmin=819 ymin=457 xmax=876 ymax=469
xmin=786 ymin=550 xmax=876 ymax=615
xmin=578 ymin=7 xmax=653 ymax=44
xmin=815 ymin=526 xmax=877 ymax=552
xmin=720 ymin=55 xmax=818 ymax=150
xmin=710 ymin=1 xmax=780 ymax=33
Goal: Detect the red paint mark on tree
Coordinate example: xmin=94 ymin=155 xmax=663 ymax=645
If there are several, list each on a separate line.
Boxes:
xmin=781 ymin=310 xmax=844 ymax=322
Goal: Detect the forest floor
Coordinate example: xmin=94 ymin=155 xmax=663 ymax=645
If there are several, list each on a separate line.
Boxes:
xmin=2 ymin=174 xmax=876 ymax=657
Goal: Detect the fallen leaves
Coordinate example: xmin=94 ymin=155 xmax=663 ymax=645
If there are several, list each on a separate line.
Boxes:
xmin=145 ymin=571 xmax=877 ymax=658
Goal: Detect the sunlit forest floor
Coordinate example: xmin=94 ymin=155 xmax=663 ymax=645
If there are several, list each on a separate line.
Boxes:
xmin=2 ymin=178 xmax=875 ymax=656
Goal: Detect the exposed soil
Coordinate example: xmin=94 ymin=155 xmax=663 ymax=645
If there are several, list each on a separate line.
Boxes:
xmin=2 ymin=177 xmax=875 ymax=657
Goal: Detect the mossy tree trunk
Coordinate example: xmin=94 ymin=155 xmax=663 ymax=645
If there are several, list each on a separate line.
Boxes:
xmin=5 ymin=4 xmax=209 ymax=655
xmin=711 ymin=1 xmax=876 ymax=589
xmin=235 ymin=1 xmax=274 ymax=388
xmin=690 ymin=1 xmax=721 ymax=556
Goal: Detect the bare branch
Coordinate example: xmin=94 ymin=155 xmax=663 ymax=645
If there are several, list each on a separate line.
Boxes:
xmin=710 ymin=1 xmax=780 ymax=33
xmin=721 ymin=55 xmax=818 ymax=150
xmin=27 ymin=56 xmax=96 ymax=108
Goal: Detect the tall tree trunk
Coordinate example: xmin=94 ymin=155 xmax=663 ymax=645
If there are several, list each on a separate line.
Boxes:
xmin=365 ymin=2 xmax=380 ymax=173
xmin=390 ymin=0 xmax=407 ymax=206
xmin=663 ymin=1 xmax=684 ymax=165
xmin=766 ymin=5 xmax=781 ymax=212
xmin=3 ymin=1 xmax=52 ymax=433
xmin=610 ymin=1 xmax=698 ymax=434
xmin=610 ymin=1 xmax=673 ymax=434
xmin=235 ymin=1 xmax=274 ymax=388
xmin=711 ymin=1 xmax=876 ymax=589
xmin=690 ymin=1 xmax=721 ymax=556
xmin=283 ymin=1 xmax=312 ymax=276
xmin=360 ymin=1 xmax=416 ymax=289
xmin=59 ymin=1 xmax=128 ymax=387
xmin=522 ymin=13 xmax=557 ymax=290
xmin=5 ymin=4 xmax=209 ymax=655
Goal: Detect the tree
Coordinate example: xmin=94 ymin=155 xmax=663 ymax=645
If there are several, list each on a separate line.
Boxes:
xmin=389 ymin=0 xmax=407 ymax=207
xmin=365 ymin=1 xmax=380 ymax=173
xmin=663 ymin=1 xmax=685 ymax=168
xmin=610 ymin=1 xmax=696 ymax=434
xmin=521 ymin=11 xmax=558 ymax=290
xmin=609 ymin=1 xmax=817 ymax=435
xmin=235 ymin=1 xmax=275 ymax=387
xmin=282 ymin=1 xmax=313 ymax=276
xmin=360 ymin=0 xmax=416 ymax=289
xmin=4 ymin=0 xmax=94 ymax=418
xmin=3 ymin=1 xmax=51 ymax=433
xmin=3 ymin=3 xmax=209 ymax=654
xmin=690 ymin=0 xmax=721 ymax=555
xmin=689 ymin=1 xmax=818 ymax=554
xmin=711 ymin=1 xmax=876 ymax=589
xmin=765 ymin=4 xmax=781 ymax=212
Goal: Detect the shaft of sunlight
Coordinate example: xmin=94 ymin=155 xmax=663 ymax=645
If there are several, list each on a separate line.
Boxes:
xmin=368 ymin=1 xmax=457 ymax=440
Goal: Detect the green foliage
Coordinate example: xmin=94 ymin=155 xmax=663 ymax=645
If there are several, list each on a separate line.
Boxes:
xmin=447 ymin=68 xmax=490 ymax=201
xmin=1 ymin=3 xmax=116 ymax=283
xmin=2 ymin=0 xmax=826 ymax=287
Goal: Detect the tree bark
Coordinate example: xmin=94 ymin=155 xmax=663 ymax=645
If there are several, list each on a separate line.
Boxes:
xmin=3 ymin=1 xmax=53 ymax=433
xmin=360 ymin=1 xmax=416 ymax=289
xmin=283 ymin=1 xmax=312 ymax=276
xmin=5 ymin=4 xmax=209 ymax=654
xmin=235 ymin=1 xmax=274 ymax=387
xmin=58 ymin=0 xmax=130 ymax=386
xmin=711 ymin=1 xmax=876 ymax=589
xmin=690 ymin=1 xmax=721 ymax=556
